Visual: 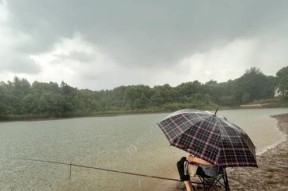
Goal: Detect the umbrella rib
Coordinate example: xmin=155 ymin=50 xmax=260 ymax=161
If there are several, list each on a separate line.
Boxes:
xmin=169 ymin=114 xmax=204 ymax=142
xmin=169 ymin=114 xmax=213 ymax=144
xmin=201 ymin=117 xmax=223 ymax=165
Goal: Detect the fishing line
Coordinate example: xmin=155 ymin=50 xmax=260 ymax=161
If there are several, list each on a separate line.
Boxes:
xmin=4 ymin=157 xmax=179 ymax=182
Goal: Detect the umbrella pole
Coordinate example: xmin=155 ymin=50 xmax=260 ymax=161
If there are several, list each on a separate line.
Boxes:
xmin=214 ymin=108 xmax=219 ymax=116
xmin=223 ymin=168 xmax=230 ymax=191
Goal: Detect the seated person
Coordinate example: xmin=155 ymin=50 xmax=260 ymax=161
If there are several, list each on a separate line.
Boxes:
xmin=176 ymin=155 xmax=220 ymax=191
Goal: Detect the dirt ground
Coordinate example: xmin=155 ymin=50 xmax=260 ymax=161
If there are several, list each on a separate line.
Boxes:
xmin=226 ymin=113 xmax=288 ymax=191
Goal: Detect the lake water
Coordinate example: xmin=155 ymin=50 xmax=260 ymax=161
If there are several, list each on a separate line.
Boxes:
xmin=0 ymin=108 xmax=287 ymax=191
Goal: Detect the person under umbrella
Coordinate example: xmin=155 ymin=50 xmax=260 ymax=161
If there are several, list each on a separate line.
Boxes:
xmin=157 ymin=109 xmax=257 ymax=191
xmin=157 ymin=109 xmax=257 ymax=167
xmin=177 ymin=154 xmax=220 ymax=191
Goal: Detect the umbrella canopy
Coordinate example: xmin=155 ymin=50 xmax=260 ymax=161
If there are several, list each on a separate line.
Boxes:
xmin=157 ymin=109 xmax=257 ymax=167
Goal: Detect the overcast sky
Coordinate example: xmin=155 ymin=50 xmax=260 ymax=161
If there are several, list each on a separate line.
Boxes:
xmin=0 ymin=0 xmax=287 ymax=90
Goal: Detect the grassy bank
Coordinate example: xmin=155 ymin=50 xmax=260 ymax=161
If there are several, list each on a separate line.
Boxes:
xmin=1 ymin=98 xmax=287 ymax=122
xmin=242 ymin=97 xmax=288 ymax=108
xmin=0 ymin=102 xmax=218 ymax=122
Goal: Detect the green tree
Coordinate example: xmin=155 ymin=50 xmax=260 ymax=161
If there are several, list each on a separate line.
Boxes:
xmin=32 ymin=81 xmax=60 ymax=94
xmin=124 ymin=85 xmax=151 ymax=110
xmin=73 ymin=89 xmax=103 ymax=113
xmin=175 ymin=81 xmax=206 ymax=103
xmin=0 ymin=84 xmax=8 ymax=115
xmin=233 ymin=67 xmax=275 ymax=103
xmin=276 ymin=66 xmax=288 ymax=98
xmin=109 ymin=86 xmax=127 ymax=108
xmin=37 ymin=93 xmax=65 ymax=117
xmin=150 ymin=84 xmax=176 ymax=107
xmin=6 ymin=77 xmax=32 ymax=114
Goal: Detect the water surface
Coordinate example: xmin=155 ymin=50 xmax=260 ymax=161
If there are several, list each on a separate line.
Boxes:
xmin=0 ymin=108 xmax=287 ymax=191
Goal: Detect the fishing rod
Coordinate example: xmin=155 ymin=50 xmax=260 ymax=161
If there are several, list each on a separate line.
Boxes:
xmin=6 ymin=157 xmax=179 ymax=182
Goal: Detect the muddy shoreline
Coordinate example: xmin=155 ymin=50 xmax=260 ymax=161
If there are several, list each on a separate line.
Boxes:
xmin=226 ymin=113 xmax=288 ymax=191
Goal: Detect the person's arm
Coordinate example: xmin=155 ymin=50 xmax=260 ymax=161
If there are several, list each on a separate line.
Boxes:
xmin=186 ymin=155 xmax=213 ymax=166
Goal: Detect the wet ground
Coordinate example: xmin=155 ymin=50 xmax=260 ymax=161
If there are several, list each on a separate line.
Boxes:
xmin=227 ymin=113 xmax=288 ymax=191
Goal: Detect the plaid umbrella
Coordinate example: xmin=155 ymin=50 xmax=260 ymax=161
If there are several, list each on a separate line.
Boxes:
xmin=157 ymin=109 xmax=257 ymax=167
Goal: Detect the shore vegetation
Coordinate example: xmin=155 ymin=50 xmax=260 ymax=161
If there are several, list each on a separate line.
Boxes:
xmin=0 ymin=66 xmax=287 ymax=121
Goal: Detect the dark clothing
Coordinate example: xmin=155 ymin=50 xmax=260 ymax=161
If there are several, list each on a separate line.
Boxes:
xmin=176 ymin=157 xmax=219 ymax=181
xmin=177 ymin=157 xmax=190 ymax=181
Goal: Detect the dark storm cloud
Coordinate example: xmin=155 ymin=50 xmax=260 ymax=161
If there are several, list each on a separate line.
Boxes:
xmin=6 ymin=0 xmax=288 ymax=68
xmin=0 ymin=55 xmax=41 ymax=74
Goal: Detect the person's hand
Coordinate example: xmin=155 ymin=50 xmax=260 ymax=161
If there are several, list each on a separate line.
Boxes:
xmin=186 ymin=155 xmax=194 ymax=163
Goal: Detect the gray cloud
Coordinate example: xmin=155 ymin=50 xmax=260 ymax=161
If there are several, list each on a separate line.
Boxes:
xmin=0 ymin=54 xmax=40 ymax=74
xmin=6 ymin=0 xmax=288 ymax=67
xmin=55 ymin=51 xmax=95 ymax=63
xmin=8 ymin=58 xmax=40 ymax=74
xmin=1 ymin=0 xmax=288 ymax=89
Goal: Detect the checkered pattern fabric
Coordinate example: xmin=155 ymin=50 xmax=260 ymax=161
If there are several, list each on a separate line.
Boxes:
xmin=157 ymin=109 xmax=257 ymax=167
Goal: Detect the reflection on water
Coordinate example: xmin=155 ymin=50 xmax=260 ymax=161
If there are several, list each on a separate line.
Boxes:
xmin=0 ymin=108 xmax=287 ymax=191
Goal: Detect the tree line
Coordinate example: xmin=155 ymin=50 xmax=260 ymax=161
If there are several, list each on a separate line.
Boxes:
xmin=0 ymin=66 xmax=287 ymax=120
